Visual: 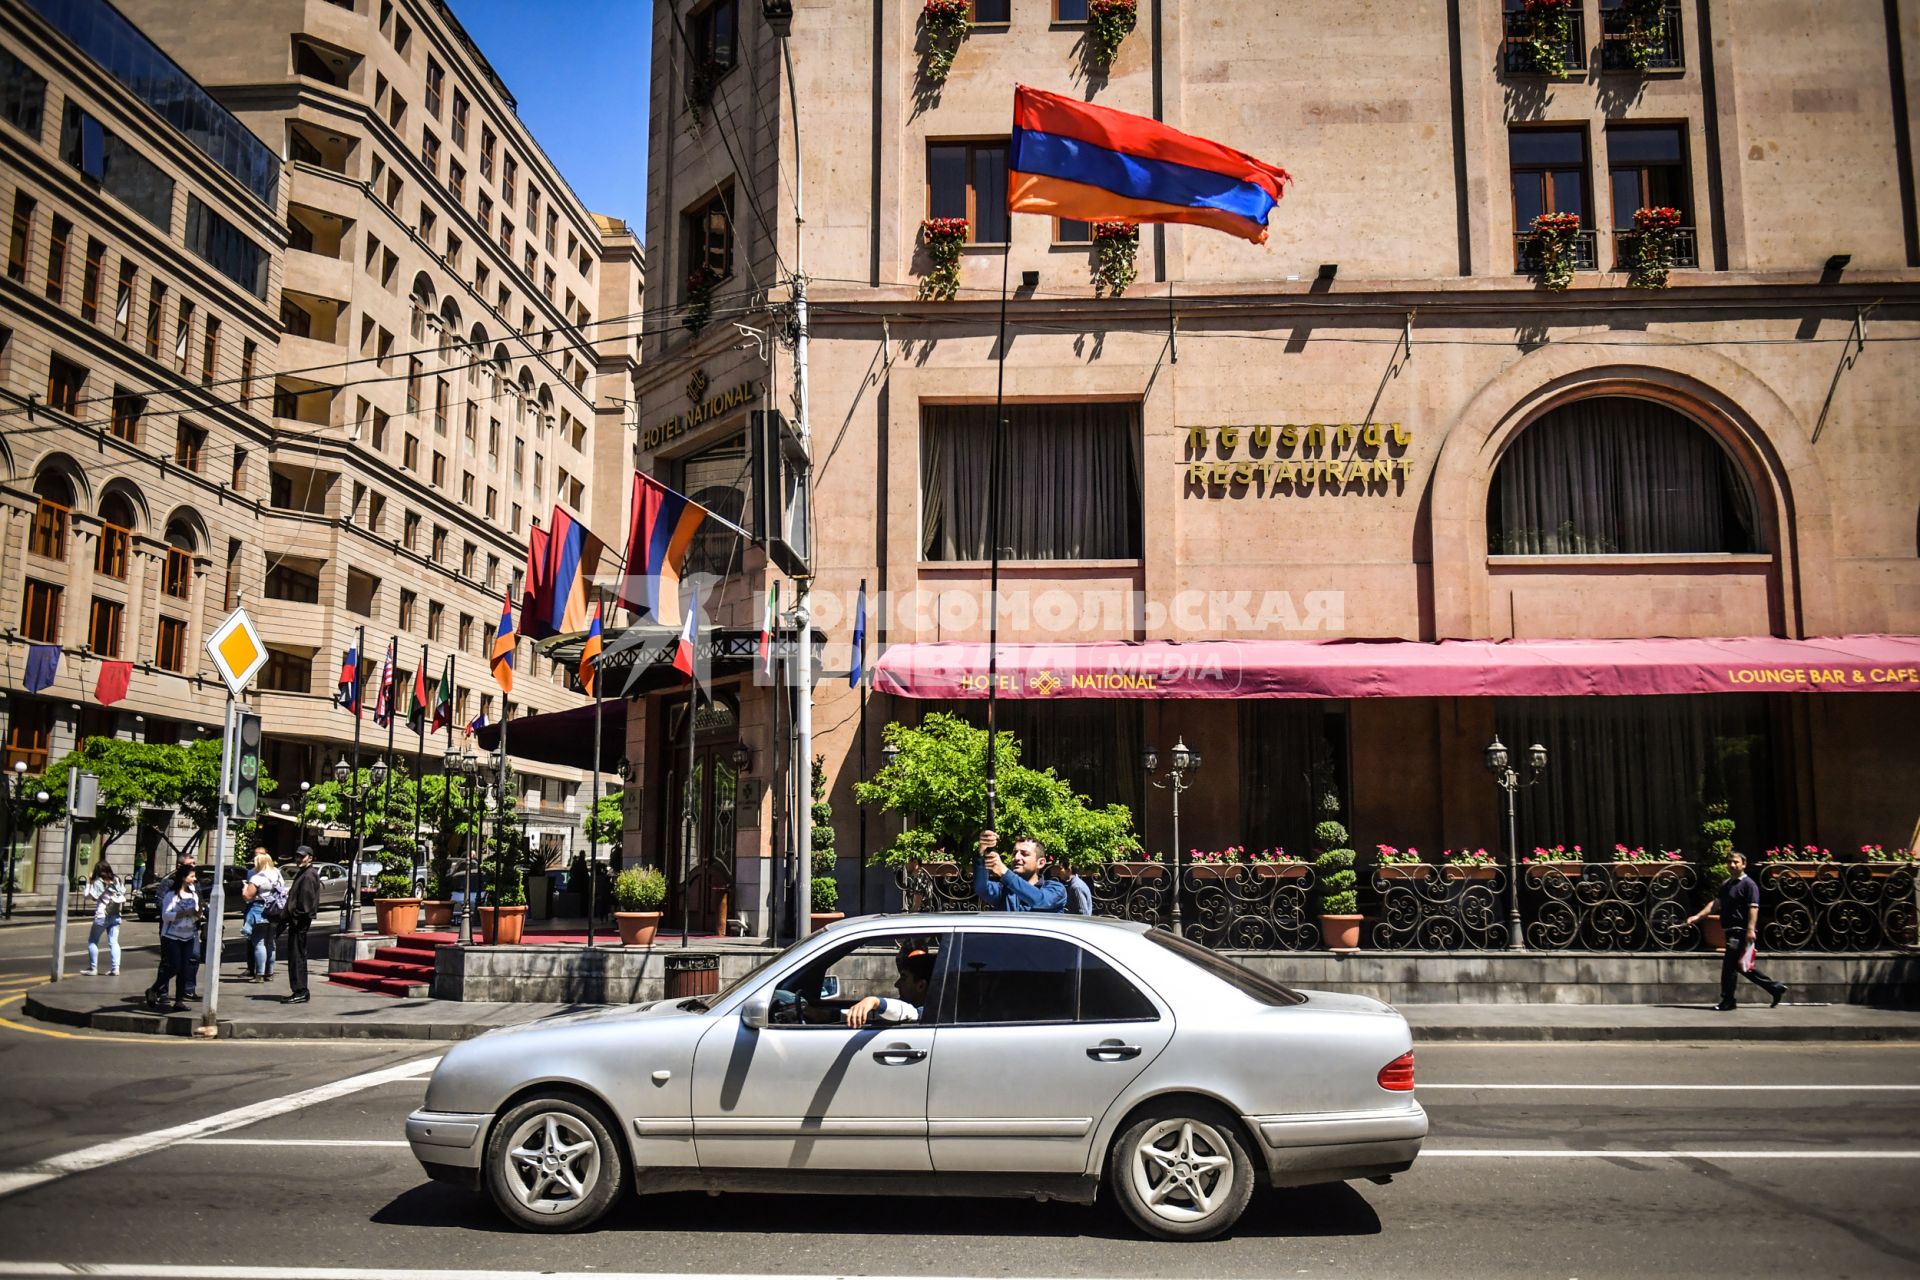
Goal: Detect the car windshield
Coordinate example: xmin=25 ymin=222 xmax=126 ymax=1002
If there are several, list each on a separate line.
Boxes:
xmin=1146 ymin=930 xmax=1306 ymax=1006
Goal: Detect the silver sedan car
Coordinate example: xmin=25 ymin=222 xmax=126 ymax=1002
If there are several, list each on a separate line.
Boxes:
xmin=406 ymin=914 xmax=1426 ymax=1240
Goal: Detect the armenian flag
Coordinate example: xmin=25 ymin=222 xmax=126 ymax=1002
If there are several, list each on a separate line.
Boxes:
xmin=491 ymin=593 xmax=516 ymax=695
xmin=407 ymin=659 xmax=429 ymax=733
xmin=542 ymin=506 xmax=607 ymax=638
xmin=1007 ymin=85 xmax=1291 ymax=244
xmin=519 ymin=524 xmax=553 ymax=640
xmin=579 ymin=603 xmax=604 ymax=697
xmin=620 ymin=472 xmax=708 ymax=627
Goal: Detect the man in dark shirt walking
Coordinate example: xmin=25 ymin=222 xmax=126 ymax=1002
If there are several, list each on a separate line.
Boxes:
xmin=1686 ymin=851 xmax=1788 ymax=1011
xmin=282 ymin=847 xmax=321 ymax=1005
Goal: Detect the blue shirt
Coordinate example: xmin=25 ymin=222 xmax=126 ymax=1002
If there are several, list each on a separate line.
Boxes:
xmin=1064 ymin=874 xmax=1093 ymax=916
xmin=973 ymin=858 xmax=1068 ymax=912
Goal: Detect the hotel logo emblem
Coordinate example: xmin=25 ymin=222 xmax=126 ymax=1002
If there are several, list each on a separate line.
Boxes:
xmin=685 ymin=368 xmax=710 ymax=404
xmin=1028 ymin=669 xmax=1063 ymax=697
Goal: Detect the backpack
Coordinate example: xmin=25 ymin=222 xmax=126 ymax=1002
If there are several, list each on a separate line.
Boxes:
xmin=260 ymin=874 xmax=289 ymax=924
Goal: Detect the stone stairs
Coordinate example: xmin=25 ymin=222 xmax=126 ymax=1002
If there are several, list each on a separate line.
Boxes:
xmin=327 ymin=931 xmax=456 ymax=997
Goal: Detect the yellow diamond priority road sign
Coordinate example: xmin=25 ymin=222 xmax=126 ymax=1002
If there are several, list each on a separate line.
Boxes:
xmin=205 ymin=607 xmax=267 ymax=696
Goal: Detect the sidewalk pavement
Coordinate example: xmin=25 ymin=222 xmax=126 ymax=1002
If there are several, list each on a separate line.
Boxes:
xmin=20 ymin=970 xmax=1920 ymax=1042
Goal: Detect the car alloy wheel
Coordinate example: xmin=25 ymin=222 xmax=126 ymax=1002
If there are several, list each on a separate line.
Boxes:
xmin=484 ymin=1096 xmax=624 ymax=1232
xmin=1110 ymin=1107 xmax=1255 ymax=1241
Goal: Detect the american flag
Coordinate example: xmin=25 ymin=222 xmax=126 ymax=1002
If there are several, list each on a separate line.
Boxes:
xmin=372 ymin=639 xmax=397 ymax=727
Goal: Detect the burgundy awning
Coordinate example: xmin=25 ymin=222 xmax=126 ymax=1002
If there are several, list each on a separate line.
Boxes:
xmin=871 ymin=635 xmax=1920 ymax=700
xmin=475 ymin=702 xmax=625 ymax=772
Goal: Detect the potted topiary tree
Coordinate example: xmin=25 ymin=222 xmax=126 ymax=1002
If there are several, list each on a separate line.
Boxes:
xmin=810 ymin=757 xmax=844 ymax=930
xmin=612 ymin=866 xmax=666 ymax=946
xmin=1314 ymin=815 xmax=1362 ymax=953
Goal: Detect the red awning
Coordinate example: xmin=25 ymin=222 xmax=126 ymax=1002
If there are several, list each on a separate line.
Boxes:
xmin=871 ymin=635 xmax=1920 ymax=700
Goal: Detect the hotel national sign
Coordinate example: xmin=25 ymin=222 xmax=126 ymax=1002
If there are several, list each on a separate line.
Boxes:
xmin=642 ymin=368 xmax=760 ymax=451
xmin=1182 ymin=422 xmax=1413 ymax=497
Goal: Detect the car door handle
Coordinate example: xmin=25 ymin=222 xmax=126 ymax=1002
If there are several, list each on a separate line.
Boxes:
xmin=872 ymin=1048 xmax=927 ymax=1065
xmin=1087 ymin=1044 xmax=1142 ymax=1062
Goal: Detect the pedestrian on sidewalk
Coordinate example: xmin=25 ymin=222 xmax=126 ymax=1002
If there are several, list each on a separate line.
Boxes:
xmin=282 ymin=846 xmax=320 ymax=1005
xmin=144 ymin=866 xmax=201 ymax=1012
xmin=1686 ymin=851 xmax=1789 ymax=1011
xmin=972 ymin=830 xmax=1068 ymax=912
xmin=83 ymin=861 xmax=126 ymax=975
xmin=241 ymin=849 xmax=286 ymax=983
xmin=1048 ymin=858 xmax=1094 ymax=916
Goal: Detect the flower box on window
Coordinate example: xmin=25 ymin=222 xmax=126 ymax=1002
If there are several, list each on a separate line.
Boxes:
xmin=1503 ymin=0 xmax=1586 ymax=78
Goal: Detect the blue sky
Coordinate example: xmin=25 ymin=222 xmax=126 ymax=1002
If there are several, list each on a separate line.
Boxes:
xmin=448 ymin=0 xmax=653 ymax=226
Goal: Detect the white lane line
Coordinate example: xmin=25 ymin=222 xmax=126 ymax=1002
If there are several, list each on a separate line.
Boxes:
xmin=1423 ymin=1149 xmax=1920 ymax=1159
xmin=0 ymin=1054 xmax=440 ymax=1200
xmin=1413 ymin=1090 xmax=1920 ymax=1097
xmin=0 ymin=1270 xmax=1105 ymax=1280
xmin=184 ymin=1138 xmax=411 ymax=1148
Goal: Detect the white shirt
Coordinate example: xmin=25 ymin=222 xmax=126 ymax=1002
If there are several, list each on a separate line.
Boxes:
xmin=86 ymin=878 xmax=125 ymax=922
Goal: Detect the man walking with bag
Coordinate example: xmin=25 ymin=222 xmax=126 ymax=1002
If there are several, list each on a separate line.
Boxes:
xmin=282 ymin=847 xmax=321 ymax=1005
xmin=1686 ymin=851 xmax=1788 ymax=1011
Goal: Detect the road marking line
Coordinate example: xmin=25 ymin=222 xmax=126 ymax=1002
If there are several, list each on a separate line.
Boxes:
xmin=1422 ymin=1149 xmax=1920 ymax=1159
xmin=185 ymin=1138 xmax=410 ymax=1147
xmin=0 ymin=993 xmax=168 ymax=1043
xmin=0 ymin=1054 xmax=441 ymax=1200
xmin=1413 ymin=1090 xmax=1920 ymax=1097
xmin=0 ymin=1269 xmax=1128 ymax=1280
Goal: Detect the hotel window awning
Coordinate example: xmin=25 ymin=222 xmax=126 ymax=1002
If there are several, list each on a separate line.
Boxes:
xmin=871 ymin=635 xmax=1920 ymax=700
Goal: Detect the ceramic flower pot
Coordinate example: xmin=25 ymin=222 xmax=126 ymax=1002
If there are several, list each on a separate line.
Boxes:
xmin=477 ymin=905 xmax=527 ymax=944
xmin=373 ymin=897 xmax=421 ymax=936
xmin=615 ymin=911 xmax=662 ymax=947
xmin=1320 ymin=913 xmax=1363 ymax=953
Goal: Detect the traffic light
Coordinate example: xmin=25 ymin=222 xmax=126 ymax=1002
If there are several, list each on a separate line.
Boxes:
xmin=233 ymin=711 xmax=263 ymax=818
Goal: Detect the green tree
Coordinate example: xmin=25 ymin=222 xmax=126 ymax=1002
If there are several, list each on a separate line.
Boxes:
xmin=811 ymin=757 xmax=839 ymax=913
xmin=585 ymin=790 xmax=624 ymax=851
xmin=854 ymin=713 xmax=1140 ymax=871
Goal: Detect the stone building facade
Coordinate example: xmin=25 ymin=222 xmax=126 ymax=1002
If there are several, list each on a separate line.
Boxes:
xmin=0 ymin=0 xmax=639 ymax=896
xmin=627 ymin=2 xmax=1917 ymax=935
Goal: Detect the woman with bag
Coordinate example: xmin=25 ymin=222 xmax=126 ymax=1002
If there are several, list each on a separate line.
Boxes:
xmin=83 ymin=861 xmax=126 ymax=975
xmin=241 ymin=849 xmax=287 ymax=983
xmin=145 ymin=866 xmax=200 ymax=1012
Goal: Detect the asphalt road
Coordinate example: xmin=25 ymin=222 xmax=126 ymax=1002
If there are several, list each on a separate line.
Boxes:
xmin=0 ymin=915 xmax=1917 ymax=1278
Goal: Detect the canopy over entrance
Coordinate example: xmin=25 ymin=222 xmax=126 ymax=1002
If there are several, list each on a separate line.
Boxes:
xmin=871 ymin=635 xmax=1920 ymax=700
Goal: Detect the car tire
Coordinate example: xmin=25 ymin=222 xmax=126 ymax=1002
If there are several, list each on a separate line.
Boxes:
xmin=1107 ymin=1103 xmax=1256 ymax=1241
xmin=483 ymin=1094 xmax=626 ymax=1233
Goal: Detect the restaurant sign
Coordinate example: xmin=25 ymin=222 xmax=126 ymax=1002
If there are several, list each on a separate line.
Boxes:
xmin=1182 ymin=422 xmax=1413 ymax=497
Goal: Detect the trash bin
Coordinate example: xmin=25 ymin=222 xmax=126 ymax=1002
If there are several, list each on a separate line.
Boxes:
xmin=663 ymin=952 xmax=720 ymax=1000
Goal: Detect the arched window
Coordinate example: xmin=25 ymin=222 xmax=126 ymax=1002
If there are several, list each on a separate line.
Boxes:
xmin=1488 ymin=397 xmax=1761 ymax=555
xmin=30 ymin=468 xmax=76 ymax=561
xmin=96 ymin=490 xmax=138 ymax=580
xmin=162 ymin=516 xmax=198 ymax=599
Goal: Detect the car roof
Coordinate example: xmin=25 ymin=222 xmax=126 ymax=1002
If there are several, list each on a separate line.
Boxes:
xmin=825 ymin=912 xmax=1152 ymax=936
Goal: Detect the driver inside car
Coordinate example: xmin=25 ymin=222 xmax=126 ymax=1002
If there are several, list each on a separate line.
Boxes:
xmin=845 ymin=949 xmax=934 ymax=1027
xmin=769 ymin=944 xmax=936 ymax=1026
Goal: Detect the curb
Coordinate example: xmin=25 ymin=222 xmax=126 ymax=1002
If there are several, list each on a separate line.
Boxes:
xmin=23 ymin=990 xmax=511 ymax=1040
xmin=1409 ymin=1021 xmax=1920 ymax=1043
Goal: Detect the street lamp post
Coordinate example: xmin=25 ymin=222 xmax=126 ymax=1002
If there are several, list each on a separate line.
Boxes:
xmin=1485 ymin=735 xmax=1548 ymax=952
xmin=334 ymin=754 xmax=389 ymax=932
xmin=3 ymin=760 xmax=28 ymax=919
xmin=1143 ymin=738 xmax=1202 ymax=938
xmin=445 ymin=748 xmax=480 ymax=945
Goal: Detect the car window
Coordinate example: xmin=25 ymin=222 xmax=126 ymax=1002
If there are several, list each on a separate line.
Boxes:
xmin=1079 ymin=949 xmax=1159 ymax=1022
xmin=953 ymin=933 xmax=1078 ymax=1025
xmin=764 ymin=932 xmax=945 ymax=1027
xmin=1145 ymin=930 xmax=1306 ymax=1006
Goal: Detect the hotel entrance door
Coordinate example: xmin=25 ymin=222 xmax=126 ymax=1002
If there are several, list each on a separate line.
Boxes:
xmin=663 ymin=698 xmax=739 ymax=937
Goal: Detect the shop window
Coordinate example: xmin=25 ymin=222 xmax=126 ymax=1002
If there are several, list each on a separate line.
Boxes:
xmin=45 ymin=215 xmax=69 ymax=301
xmin=928 ymin=140 xmax=1010 ymax=244
xmin=155 ymin=615 xmax=188 ymax=672
xmin=920 ymin=402 xmax=1141 ymax=560
xmin=21 ymin=578 xmax=62 ymax=642
xmin=1502 ymin=694 xmax=1778 ymax=858
xmin=46 ymin=353 xmax=85 ymax=413
xmin=88 ymin=596 xmax=123 ymax=657
xmin=683 ymin=186 xmax=734 ymax=289
xmin=4 ymin=698 xmax=53 ymax=772
xmin=1607 ymin=124 xmax=1696 ymax=267
xmin=1509 ymin=127 xmax=1593 ymax=271
xmin=1240 ymin=703 xmax=1351 ymax=858
xmin=1488 ymin=397 xmax=1761 ymax=555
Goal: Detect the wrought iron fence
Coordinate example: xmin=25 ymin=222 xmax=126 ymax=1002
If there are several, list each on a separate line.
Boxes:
xmin=1612 ymin=226 xmax=1700 ymax=270
xmin=891 ymin=860 xmax=1917 ymax=952
xmin=1600 ymin=3 xmax=1685 ymax=71
xmin=1372 ymin=865 xmax=1510 ymax=951
xmin=1502 ymin=9 xmax=1588 ymax=75
xmin=1515 ymin=229 xmax=1599 ymax=274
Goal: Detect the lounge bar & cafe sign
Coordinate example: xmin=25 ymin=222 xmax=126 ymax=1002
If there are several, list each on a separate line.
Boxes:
xmin=1183 ymin=422 xmax=1414 ymax=497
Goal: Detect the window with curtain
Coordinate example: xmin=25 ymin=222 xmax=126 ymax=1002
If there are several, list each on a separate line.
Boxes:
xmin=958 ymin=699 xmax=1144 ymax=832
xmin=1499 ymin=695 xmax=1779 ymax=859
xmin=921 ymin=403 xmax=1142 ymax=561
xmin=1239 ymin=702 xmax=1350 ymax=858
xmin=1488 ymin=397 xmax=1761 ymax=555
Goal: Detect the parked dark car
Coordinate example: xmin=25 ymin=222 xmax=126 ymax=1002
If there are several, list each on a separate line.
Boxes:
xmin=132 ymin=860 xmax=350 ymax=920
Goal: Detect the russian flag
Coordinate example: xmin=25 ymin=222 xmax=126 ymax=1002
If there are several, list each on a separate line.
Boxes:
xmin=1008 ymin=85 xmax=1290 ymax=244
xmin=336 ymin=643 xmax=362 ymax=716
xmin=620 ymin=472 xmax=707 ymax=628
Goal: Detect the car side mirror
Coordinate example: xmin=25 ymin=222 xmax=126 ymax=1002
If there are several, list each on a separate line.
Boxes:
xmin=818 ymin=976 xmax=840 ymax=1000
xmin=740 ymin=990 xmax=771 ymax=1030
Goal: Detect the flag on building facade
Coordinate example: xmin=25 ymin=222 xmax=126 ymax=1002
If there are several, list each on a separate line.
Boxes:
xmin=431 ymin=657 xmax=455 ymax=733
xmin=491 ymin=594 xmax=516 ymax=695
xmin=407 ymin=661 xmax=430 ymax=733
xmin=1007 ymin=85 xmax=1291 ymax=244
xmin=759 ymin=581 xmax=779 ymax=678
xmin=849 ymin=579 xmax=867 ymax=689
xmin=620 ymin=471 xmax=709 ymax=627
xmin=672 ymin=585 xmax=709 ymax=694
xmin=94 ymin=659 xmax=131 ymax=706
xmin=579 ymin=603 xmax=603 ymax=697
xmin=465 ymin=711 xmax=487 ymax=738
xmin=543 ymin=507 xmax=607 ymax=638
xmin=23 ymin=645 xmax=58 ymax=694
xmin=336 ymin=641 xmax=362 ymax=715
xmin=519 ymin=523 xmax=552 ymax=640
xmin=371 ymin=640 xmax=397 ymax=727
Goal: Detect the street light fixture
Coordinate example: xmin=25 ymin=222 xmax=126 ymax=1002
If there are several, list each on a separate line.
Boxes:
xmin=1144 ymin=738 xmax=1202 ymax=937
xmin=762 ymin=0 xmax=794 ymax=37
xmin=335 ymin=757 xmax=390 ymax=932
xmin=882 ymin=740 xmax=900 ymax=770
xmin=1485 ymin=735 xmax=1548 ymax=951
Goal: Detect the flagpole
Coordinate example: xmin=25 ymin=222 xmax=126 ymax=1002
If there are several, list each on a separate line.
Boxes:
xmin=414 ymin=643 xmax=429 ymax=897
xmin=382 ymin=640 xmax=398 ymax=882
xmin=587 ymin=599 xmax=602 ymax=951
xmin=442 ymin=655 xmax=460 ymax=943
xmin=345 ymin=624 xmax=365 ymax=932
xmin=985 ymin=245 xmax=1011 ymax=832
xmin=856 ymin=578 xmax=868 ymax=918
xmin=768 ymin=641 xmax=786 ymax=944
xmin=681 ymin=659 xmax=696 ymax=949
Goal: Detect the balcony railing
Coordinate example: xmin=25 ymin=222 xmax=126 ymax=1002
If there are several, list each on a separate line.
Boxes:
xmin=1502 ymin=9 xmax=1587 ymax=75
xmin=1514 ymin=228 xmax=1599 ymax=274
xmin=1600 ymin=3 xmax=1685 ymax=72
xmin=1612 ymin=225 xmax=1700 ymax=270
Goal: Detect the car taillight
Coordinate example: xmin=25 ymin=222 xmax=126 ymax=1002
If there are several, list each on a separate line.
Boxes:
xmin=1377 ymin=1051 xmax=1415 ymax=1091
